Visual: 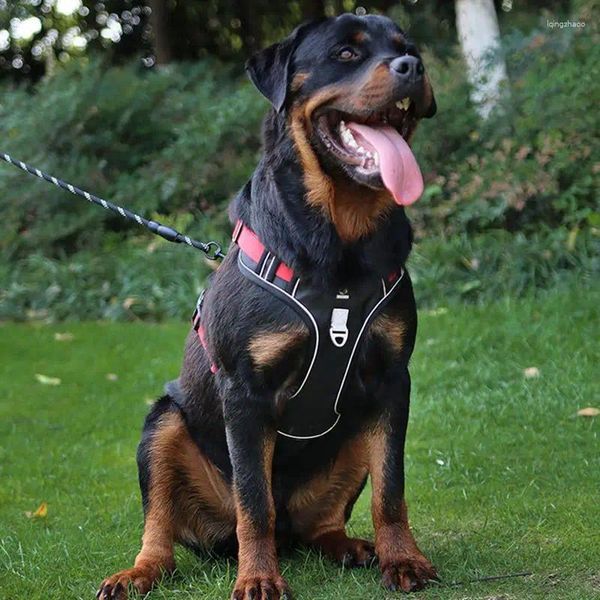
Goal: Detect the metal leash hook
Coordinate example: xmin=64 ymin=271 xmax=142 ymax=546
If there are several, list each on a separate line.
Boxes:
xmin=0 ymin=152 xmax=226 ymax=260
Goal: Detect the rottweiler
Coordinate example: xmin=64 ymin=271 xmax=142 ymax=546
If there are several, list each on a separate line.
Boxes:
xmin=98 ymin=12 xmax=437 ymax=600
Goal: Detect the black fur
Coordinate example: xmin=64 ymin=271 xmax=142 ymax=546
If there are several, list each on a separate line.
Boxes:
xmin=133 ymin=11 xmax=436 ymax=592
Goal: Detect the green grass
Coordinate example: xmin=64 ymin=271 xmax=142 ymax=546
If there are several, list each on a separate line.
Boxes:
xmin=0 ymin=287 xmax=599 ymax=600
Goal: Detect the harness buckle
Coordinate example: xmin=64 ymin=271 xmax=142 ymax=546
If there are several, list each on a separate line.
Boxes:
xmin=330 ymin=308 xmax=349 ymax=347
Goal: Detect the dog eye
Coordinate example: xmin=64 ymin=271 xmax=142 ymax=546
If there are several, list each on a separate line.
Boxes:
xmin=336 ymin=46 xmax=359 ymax=61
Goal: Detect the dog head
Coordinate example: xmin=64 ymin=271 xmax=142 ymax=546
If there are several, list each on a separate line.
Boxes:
xmin=246 ymin=13 xmax=436 ymax=238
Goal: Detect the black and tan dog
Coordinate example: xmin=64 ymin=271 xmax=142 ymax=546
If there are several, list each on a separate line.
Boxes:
xmin=98 ymin=13 xmax=437 ymax=600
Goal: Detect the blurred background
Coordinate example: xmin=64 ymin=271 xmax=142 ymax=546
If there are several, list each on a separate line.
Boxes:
xmin=0 ymin=0 xmax=597 ymax=321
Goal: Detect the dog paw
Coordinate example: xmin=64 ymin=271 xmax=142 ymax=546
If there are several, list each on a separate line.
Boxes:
xmin=312 ymin=531 xmax=376 ymax=568
xmin=96 ymin=568 xmax=155 ymax=600
xmin=380 ymin=555 xmax=438 ymax=593
xmin=339 ymin=538 xmax=376 ymax=568
xmin=230 ymin=574 xmax=292 ymax=600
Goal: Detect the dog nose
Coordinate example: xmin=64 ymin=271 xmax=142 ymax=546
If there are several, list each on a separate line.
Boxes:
xmin=390 ymin=55 xmax=424 ymax=83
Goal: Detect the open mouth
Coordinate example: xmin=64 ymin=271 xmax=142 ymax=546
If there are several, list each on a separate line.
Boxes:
xmin=314 ymin=99 xmax=424 ymax=206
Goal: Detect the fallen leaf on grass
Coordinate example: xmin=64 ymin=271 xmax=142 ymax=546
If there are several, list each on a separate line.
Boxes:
xmin=577 ymin=407 xmax=599 ymax=417
xmin=54 ymin=332 xmax=74 ymax=342
xmin=25 ymin=502 xmax=48 ymax=519
xmin=106 ymin=373 xmax=119 ymax=381
xmin=35 ymin=373 xmax=61 ymax=386
xmin=523 ymin=367 xmax=540 ymax=378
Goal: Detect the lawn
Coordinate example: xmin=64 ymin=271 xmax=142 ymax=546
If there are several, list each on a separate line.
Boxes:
xmin=0 ymin=286 xmax=598 ymax=600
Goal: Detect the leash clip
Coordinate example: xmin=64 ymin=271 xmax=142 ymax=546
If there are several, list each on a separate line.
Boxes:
xmin=330 ymin=308 xmax=349 ymax=348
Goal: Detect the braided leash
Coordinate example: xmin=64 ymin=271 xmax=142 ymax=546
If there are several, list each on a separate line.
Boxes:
xmin=0 ymin=152 xmax=225 ymax=260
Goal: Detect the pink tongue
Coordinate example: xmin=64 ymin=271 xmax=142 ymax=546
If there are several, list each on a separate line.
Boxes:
xmin=346 ymin=123 xmax=424 ymax=206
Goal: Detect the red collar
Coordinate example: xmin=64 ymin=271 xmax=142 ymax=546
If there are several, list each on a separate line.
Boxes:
xmin=232 ymin=220 xmax=294 ymax=282
xmin=233 ymin=220 xmax=401 ymax=285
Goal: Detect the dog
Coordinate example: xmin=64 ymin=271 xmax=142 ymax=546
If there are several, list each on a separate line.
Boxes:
xmin=98 ymin=12 xmax=437 ymax=600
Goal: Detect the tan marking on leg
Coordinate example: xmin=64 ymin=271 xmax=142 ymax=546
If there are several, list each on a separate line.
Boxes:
xmin=151 ymin=411 xmax=235 ymax=547
xmin=98 ymin=411 xmax=236 ymax=599
xmin=235 ymin=434 xmax=277 ymax=576
xmin=367 ymin=426 xmax=417 ymax=556
xmin=248 ymin=325 xmax=308 ymax=369
xmin=288 ymin=435 xmax=369 ymax=541
xmin=367 ymin=425 xmax=437 ymax=592
xmin=232 ymin=435 xmax=291 ymax=599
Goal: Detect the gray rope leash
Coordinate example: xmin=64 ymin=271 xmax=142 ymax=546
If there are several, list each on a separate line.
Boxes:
xmin=0 ymin=152 xmax=225 ymax=260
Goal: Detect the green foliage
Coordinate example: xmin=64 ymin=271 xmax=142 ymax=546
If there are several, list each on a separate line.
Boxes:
xmin=0 ymin=21 xmax=597 ymax=321
xmin=0 ymin=57 xmax=264 ymax=261
xmin=410 ymin=24 xmax=599 ymax=240
xmin=0 ymin=242 xmax=210 ymax=322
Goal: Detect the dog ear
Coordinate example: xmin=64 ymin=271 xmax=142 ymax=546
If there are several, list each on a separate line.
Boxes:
xmin=245 ymin=23 xmax=313 ymax=113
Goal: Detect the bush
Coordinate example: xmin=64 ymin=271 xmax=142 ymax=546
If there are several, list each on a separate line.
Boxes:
xmin=0 ymin=239 xmax=210 ymax=321
xmin=0 ymin=58 xmax=265 ymax=261
xmin=410 ymin=20 xmax=599 ymax=240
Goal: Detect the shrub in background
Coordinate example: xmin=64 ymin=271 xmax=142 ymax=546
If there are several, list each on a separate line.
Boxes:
xmin=0 ymin=58 xmax=263 ymax=261
xmin=0 ymin=14 xmax=597 ymax=321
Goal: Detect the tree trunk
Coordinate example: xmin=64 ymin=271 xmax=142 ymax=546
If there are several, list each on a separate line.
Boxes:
xmin=149 ymin=0 xmax=173 ymax=66
xmin=455 ymin=0 xmax=509 ymax=119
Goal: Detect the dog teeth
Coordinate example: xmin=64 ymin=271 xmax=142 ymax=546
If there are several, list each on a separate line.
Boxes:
xmin=338 ymin=123 xmax=377 ymax=165
xmin=396 ymin=97 xmax=411 ymax=111
xmin=339 ymin=122 xmax=362 ymax=149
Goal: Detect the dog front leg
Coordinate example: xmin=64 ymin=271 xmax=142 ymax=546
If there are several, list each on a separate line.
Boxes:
xmin=368 ymin=368 xmax=438 ymax=593
xmin=223 ymin=383 xmax=291 ymax=600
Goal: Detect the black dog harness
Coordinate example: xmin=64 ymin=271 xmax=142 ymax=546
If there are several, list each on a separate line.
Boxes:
xmin=193 ymin=221 xmax=404 ymax=440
